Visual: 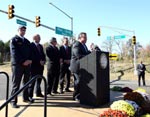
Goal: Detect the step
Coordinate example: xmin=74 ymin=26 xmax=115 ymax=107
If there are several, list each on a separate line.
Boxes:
xmin=0 ymin=91 xmax=110 ymax=117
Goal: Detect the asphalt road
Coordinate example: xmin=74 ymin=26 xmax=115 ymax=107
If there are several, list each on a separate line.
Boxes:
xmin=0 ymin=74 xmax=150 ymax=100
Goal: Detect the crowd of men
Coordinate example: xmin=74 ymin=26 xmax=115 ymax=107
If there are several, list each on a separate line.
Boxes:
xmin=9 ymin=25 xmax=100 ymax=108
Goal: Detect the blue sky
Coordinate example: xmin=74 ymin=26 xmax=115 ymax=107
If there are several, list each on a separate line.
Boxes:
xmin=0 ymin=0 xmax=150 ymax=49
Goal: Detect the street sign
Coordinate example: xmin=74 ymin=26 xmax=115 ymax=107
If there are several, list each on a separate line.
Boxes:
xmin=107 ymin=35 xmax=126 ymax=40
xmin=55 ymin=26 xmax=73 ymax=37
xmin=114 ymin=35 xmax=126 ymax=39
xmin=107 ymin=36 xmax=113 ymax=40
xmin=16 ymin=19 xmax=27 ymax=26
xmin=109 ymin=53 xmax=118 ymax=60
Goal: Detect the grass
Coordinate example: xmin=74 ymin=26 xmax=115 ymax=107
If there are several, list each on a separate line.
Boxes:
xmin=1 ymin=61 xmax=150 ymax=81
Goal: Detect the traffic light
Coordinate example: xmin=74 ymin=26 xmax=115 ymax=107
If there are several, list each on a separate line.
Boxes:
xmin=132 ymin=36 xmax=136 ymax=45
xmin=97 ymin=28 xmax=101 ymax=36
xmin=35 ymin=16 xmax=40 ymax=27
xmin=8 ymin=5 xmax=15 ymax=19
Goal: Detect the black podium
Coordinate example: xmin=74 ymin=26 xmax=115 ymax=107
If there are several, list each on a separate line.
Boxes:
xmin=80 ymin=51 xmax=110 ymax=107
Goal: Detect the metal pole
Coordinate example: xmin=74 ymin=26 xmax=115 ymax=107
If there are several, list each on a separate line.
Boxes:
xmin=71 ymin=17 xmax=73 ymax=42
xmin=100 ymin=25 xmax=134 ymax=33
xmin=0 ymin=9 xmax=55 ymax=31
xmin=134 ymin=44 xmax=136 ymax=75
xmin=49 ymin=3 xmax=73 ymax=38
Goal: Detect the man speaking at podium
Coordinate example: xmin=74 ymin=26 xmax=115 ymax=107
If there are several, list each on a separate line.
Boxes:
xmin=69 ymin=32 xmax=90 ymax=101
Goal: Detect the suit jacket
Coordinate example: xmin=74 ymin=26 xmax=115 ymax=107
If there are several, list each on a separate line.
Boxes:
xmin=69 ymin=41 xmax=90 ymax=73
xmin=10 ymin=35 xmax=32 ymax=65
xmin=136 ymin=64 xmax=146 ymax=75
xmin=59 ymin=45 xmax=71 ymax=61
xmin=30 ymin=42 xmax=46 ymax=73
xmin=46 ymin=44 xmax=60 ymax=72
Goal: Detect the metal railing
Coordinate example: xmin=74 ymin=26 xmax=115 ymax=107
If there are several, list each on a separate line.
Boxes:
xmin=0 ymin=75 xmax=47 ymax=117
xmin=0 ymin=72 xmax=9 ymax=117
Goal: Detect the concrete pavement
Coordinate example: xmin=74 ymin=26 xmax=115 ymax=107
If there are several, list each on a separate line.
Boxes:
xmin=0 ymin=90 xmax=125 ymax=117
xmin=0 ymin=79 xmax=150 ymax=117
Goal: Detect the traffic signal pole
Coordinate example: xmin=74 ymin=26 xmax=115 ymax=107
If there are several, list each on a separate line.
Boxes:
xmin=132 ymin=35 xmax=136 ymax=75
xmin=0 ymin=9 xmax=55 ymax=31
xmin=134 ymin=44 xmax=136 ymax=75
xmin=99 ymin=25 xmax=137 ymax=75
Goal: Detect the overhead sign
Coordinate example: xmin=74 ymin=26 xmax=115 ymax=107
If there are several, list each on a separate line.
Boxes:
xmin=107 ymin=35 xmax=126 ymax=40
xmin=109 ymin=53 xmax=118 ymax=60
xmin=16 ymin=19 xmax=27 ymax=26
xmin=55 ymin=26 xmax=73 ymax=37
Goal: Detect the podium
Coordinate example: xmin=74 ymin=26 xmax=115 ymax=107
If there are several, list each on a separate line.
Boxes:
xmin=80 ymin=51 xmax=110 ymax=107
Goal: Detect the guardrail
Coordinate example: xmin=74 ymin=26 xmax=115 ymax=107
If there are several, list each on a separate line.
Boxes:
xmin=0 ymin=72 xmax=9 ymax=117
xmin=0 ymin=75 xmax=47 ymax=117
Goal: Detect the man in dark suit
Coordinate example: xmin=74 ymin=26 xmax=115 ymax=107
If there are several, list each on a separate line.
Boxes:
xmin=10 ymin=25 xmax=32 ymax=108
xmin=28 ymin=34 xmax=46 ymax=100
xmin=46 ymin=37 xmax=60 ymax=95
xmin=136 ymin=61 xmax=146 ymax=86
xmin=69 ymin=32 xmax=90 ymax=101
xmin=59 ymin=37 xmax=72 ymax=94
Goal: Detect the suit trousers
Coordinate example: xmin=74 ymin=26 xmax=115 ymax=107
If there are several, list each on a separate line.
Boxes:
xmin=138 ymin=73 xmax=146 ymax=86
xmin=73 ymin=73 xmax=80 ymax=100
xmin=28 ymin=69 xmax=43 ymax=98
xmin=11 ymin=64 xmax=30 ymax=104
xmin=59 ymin=63 xmax=71 ymax=91
xmin=47 ymin=63 xmax=60 ymax=94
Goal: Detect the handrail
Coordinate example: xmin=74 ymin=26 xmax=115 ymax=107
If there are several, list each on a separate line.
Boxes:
xmin=0 ymin=72 xmax=9 ymax=117
xmin=0 ymin=75 xmax=47 ymax=117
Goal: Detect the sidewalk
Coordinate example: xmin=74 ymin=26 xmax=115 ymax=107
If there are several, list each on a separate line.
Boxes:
xmin=0 ymin=90 xmax=124 ymax=117
xmin=0 ymin=79 xmax=149 ymax=117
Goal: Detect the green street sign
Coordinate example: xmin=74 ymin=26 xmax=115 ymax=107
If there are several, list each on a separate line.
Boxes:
xmin=16 ymin=19 xmax=27 ymax=26
xmin=114 ymin=35 xmax=126 ymax=39
xmin=107 ymin=35 xmax=126 ymax=40
xmin=55 ymin=26 xmax=73 ymax=37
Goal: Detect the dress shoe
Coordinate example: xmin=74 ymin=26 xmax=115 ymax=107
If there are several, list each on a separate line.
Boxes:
xmin=47 ymin=93 xmax=53 ymax=96
xmin=60 ymin=90 xmax=64 ymax=94
xmin=11 ymin=103 xmax=20 ymax=108
xmin=73 ymin=97 xmax=80 ymax=102
xmin=36 ymin=94 xmax=44 ymax=97
xmin=75 ymin=98 xmax=80 ymax=102
xmin=23 ymin=98 xmax=34 ymax=103
xmin=52 ymin=91 xmax=59 ymax=94
xmin=65 ymin=89 xmax=72 ymax=92
xmin=23 ymin=99 xmax=30 ymax=103
xmin=29 ymin=97 xmax=34 ymax=103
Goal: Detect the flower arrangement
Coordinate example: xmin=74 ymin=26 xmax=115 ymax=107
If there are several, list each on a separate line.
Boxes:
xmin=123 ymin=92 xmax=145 ymax=106
xmin=110 ymin=100 xmax=135 ymax=116
xmin=99 ymin=109 xmax=129 ymax=117
xmin=99 ymin=87 xmax=150 ymax=117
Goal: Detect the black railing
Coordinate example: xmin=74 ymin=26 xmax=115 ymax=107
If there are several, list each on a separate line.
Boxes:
xmin=0 ymin=72 xmax=9 ymax=117
xmin=0 ymin=75 xmax=47 ymax=117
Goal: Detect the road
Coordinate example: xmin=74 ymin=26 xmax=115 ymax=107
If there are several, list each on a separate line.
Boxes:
xmin=1 ymin=73 xmax=150 ymax=100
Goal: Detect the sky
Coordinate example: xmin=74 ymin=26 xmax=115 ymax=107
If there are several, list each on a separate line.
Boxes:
xmin=0 ymin=0 xmax=150 ymax=49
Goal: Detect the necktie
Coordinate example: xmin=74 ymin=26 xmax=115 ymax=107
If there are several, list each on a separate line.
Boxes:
xmin=53 ymin=46 xmax=57 ymax=52
xmin=83 ymin=44 xmax=88 ymax=53
xmin=66 ymin=46 xmax=69 ymax=55
xmin=37 ymin=44 xmax=41 ymax=53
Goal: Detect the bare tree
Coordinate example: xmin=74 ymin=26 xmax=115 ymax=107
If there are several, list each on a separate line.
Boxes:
xmin=101 ymin=39 xmax=114 ymax=53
